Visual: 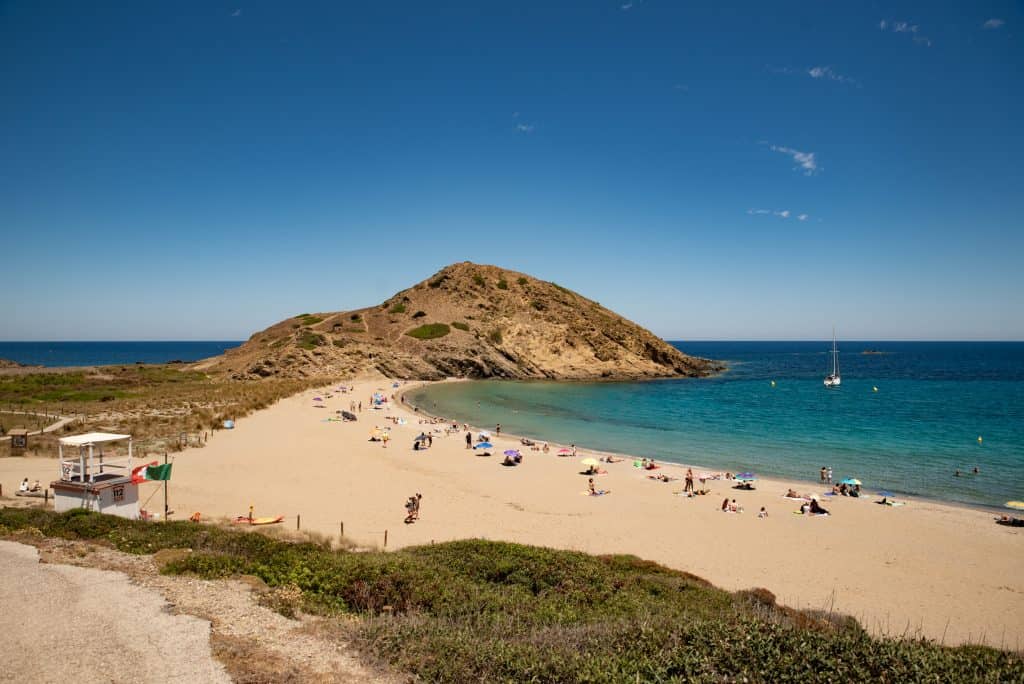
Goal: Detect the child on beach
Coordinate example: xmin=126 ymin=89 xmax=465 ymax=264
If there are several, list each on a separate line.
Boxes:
xmin=758 ymin=506 xmax=768 ymax=519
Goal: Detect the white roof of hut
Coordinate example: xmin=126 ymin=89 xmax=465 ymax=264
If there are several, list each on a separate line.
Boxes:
xmin=58 ymin=432 xmax=131 ymax=446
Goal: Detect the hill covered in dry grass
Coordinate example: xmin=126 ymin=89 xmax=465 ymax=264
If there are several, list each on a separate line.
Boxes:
xmin=210 ymin=262 xmax=722 ymax=381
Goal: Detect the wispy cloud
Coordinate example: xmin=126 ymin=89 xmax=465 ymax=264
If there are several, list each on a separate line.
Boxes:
xmin=807 ymin=66 xmax=856 ymax=84
xmin=515 ymin=123 xmax=535 ymax=134
xmin=769 ymin=65 xmax=857 ymax=86
xmin=768 ymin=144 xmax=819 ymax=176
xmin=983 ymin=18 xmax=1005 ymax=30
xmin=231 ymin=8 xmax=241 ymax=17
xmin=748 ymin=208 xmax=810 ymax=221
xmin=620 ymin=0 xmax=643 ymax=10
xmin=672 ymin=83 xmax=688 ymax=92
xmin=879 ymin=19 xmax=932 ymax=46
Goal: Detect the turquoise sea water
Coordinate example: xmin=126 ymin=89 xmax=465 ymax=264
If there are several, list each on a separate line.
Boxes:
xmin=408 ymin=342 xmax=1024 ymax=509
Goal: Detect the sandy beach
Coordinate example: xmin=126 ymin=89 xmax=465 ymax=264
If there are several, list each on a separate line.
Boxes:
xmin=3 ymin=376 xmax=1022 ymax=649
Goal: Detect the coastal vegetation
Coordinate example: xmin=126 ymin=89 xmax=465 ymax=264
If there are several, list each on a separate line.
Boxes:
xmin=406 ymin=323 xmax=451 ymax=340
xmin=451 ymin=321 xmax=470 ymax=331
xmin=0 ymin=366 xmax=328 ymax=456
xmin=1 ymin=508 xmax=1019 ymax=683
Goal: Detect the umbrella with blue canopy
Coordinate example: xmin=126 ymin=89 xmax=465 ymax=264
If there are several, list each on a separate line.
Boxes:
xmin=840 ymin=478 xmax=862 ymax=486
xmin=474 ymin=442 xmax=493 ymax=450
xmin=735 ymin=472 xmax=756 ymax=481
xmin=503 ymin=449 xmax=520 ymax=456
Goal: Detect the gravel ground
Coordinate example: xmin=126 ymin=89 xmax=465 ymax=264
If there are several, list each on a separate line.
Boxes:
xmin=0 ymin=538 xmax=397 ymax=683
xmin=0 ymin=540 xmax=230 ymax=683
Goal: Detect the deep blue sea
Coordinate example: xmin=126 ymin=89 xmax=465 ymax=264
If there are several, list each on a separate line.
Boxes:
xmin=408 ymin=342 xmax=1024 ymax=509
xmin=0 ymin=341 xmax=241 ymax=367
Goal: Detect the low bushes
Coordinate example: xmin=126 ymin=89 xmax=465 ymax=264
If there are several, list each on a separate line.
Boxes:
xmin=406 ymin=324 xmax=451 ymax=340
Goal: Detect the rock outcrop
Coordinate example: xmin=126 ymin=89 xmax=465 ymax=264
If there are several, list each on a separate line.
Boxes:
xmin=208 ymin=262 xmax=723 ymax=381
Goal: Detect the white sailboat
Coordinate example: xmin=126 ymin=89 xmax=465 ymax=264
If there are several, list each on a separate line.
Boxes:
xmin=824 ymin=329 xmax=841 ymax=387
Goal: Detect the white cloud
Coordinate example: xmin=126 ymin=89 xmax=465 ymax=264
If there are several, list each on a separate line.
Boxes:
xmin=880 ymin=19 xmax=931 ymax=46
xmin=983 ymin=18 xmax=1005 ymax=30
xmin=807 ymin=66 xmax=855 ymax=84
xmin=769 ymin=144 xmax=819 ymax=175
xmin=231 ymin=8 xmax=241 ymax=17
xmin=515 ymin=123 xmax=535 ymax=134
xmin=672 ymin=83 xmax=688 ymax=92
xmin=621 ymin=2 xmax=634 ymax=9
xmin=747 ymin=209 xmax=810 ymax=221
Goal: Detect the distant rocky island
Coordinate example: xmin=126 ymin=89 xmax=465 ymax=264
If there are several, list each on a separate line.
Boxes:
xmin=206 ymin=262 xmax=723 ymax=381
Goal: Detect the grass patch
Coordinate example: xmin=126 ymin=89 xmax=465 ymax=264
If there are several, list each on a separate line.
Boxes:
xmin=487 ymin=329 xmax=503 ymax=344
xmin=296 ymin=331 xmax=325 ymax=350
xmin=517 ymin=276 xmax=528 ymax=286
xmin=472 ymin=274 xmax=485 ymax=287
xmin=451 ymin=321 xmax=470 ymax=332
xmin=406 ymin=323 xmax=451 ymax=340
xmin=298 ymin=315 xmax=323 ymax=326
xmin=496 ymin=278 xmax=508 ymax=290
xmin=1 ymin=509 xmax=1020 ymax=684
xmin=388 ymin=303 xmax=406 ymax=314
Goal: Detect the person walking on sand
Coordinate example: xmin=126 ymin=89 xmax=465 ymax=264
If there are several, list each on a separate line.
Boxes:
xmin=358 ymin=401 xmax=362 ymax=412
xmin=382 ymin=431 xmax=389 ymax=448
xmin=465 ymin=432 xmax=472 ymax=449
xmin=820 ymin=466 xmax=827 ymax=483
xmin=684 ymin=468 xmax=695 ymax=494
xmin=496 ymin=423 xmax=501 ymax=436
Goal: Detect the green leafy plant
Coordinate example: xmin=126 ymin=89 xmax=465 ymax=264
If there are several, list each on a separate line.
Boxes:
xmin=451 ymin=321 xmax=470 ymax=331
xmin=388 ymin=303 xmax=407 ymax=314
xmin=496 ymin=279 xmax=508 ymax=290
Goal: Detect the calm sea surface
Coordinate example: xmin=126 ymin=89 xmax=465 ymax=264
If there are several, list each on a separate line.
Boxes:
xmin=408 ymin=342 xmax=1024 ymax=509
xmin=0 ymin=341 xmax=241 ymax=367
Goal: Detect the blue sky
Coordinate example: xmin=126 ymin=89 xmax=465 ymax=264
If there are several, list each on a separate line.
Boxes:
xmin=1 ymin=1 xmax=1021 ymax=341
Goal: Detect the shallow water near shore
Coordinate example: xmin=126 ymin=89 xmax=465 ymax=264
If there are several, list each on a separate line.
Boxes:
xmin=408 ymin=341 xmax=1024 ymax=509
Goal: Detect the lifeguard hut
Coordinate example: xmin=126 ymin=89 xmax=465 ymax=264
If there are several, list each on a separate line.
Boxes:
xmin=51 ymin=432 xmax=139 ymax=518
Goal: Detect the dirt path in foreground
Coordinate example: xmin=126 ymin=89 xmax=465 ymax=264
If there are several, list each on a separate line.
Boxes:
xmin=0 ymin=537 xmax=397 ymax=683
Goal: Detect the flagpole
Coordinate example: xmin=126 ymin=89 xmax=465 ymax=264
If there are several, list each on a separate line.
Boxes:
xmin=163 ymin=452 xmax=169 ymax=522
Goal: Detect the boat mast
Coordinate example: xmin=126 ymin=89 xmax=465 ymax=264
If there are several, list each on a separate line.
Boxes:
xmin=832 ymin=328 xmax=839 ymax=377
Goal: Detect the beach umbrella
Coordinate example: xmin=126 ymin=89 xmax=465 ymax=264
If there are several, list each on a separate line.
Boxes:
xmin=474 ymin=442 xmax=493 ymax=450
xmin=313 ymin=397 xmax=323 ymax=401
xmin=698 ymin=472 xmax=714 ymax=480
xmin=581 ymin=457 xmax=599 ymax=467
xmin=840 ymin=478 xmax=862 ymax=486
xmin=503 ymin=449 xmax=520 ymax=456
xmin=557 ymin=448 xmax=573 ymax=454
xmin=736 ymin=472 xmax=756 ymax=481
xmin=877 ymin=490 xmax=896 ymax=498
xmin=1006 ymin=501 xmax=1024 ymax=510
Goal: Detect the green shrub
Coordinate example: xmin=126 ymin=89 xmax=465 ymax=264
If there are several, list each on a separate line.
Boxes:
xmin=411 ymin=311 xmax=426 ymax=319
xmin=530 ymin=300 xmax=546 ymax=311
xmin=332 ymin=339 xmax=346 ymax=348
xmin=297 ymin=331 xmax=325 ymax=350
xmin=388 ymin=303 xmax=407 ymax=314
xmin=487 ymin=329 xmax=503 ymax=344
xmin=451 ymin=321 xmax=470 ymax=331
xmin=1 ymin=509 xmax=1020 ymax=684
xmin=496 ymin=279 xmax=508 ymax=290
xmin=517 ymin=277 xmax=528 ymax=286
xmin=299 ymin=315 xmax=323 ymax=326
xmin=428 ymin=276 xmax=447 ymax=288
xmin=472 ymin=274 xmax=485 ymax=287
xmin=406 ymin=324 xmax=451 ymax=340
xmin=350 ymin=314 xmax=361 ymax=322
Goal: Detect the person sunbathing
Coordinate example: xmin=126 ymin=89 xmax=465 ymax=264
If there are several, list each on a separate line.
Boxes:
xmin=603 ymin=455 xmax=623 ymax=463
xmin=721 ymin=498 xmax=730 ymax=512
xmin=30 ymin=480 xmax=41 ymax=492
xmin=809 ymin=498 xmax=829 ymax=515
xmin=786 ymin=488 xmax=800 ymax=498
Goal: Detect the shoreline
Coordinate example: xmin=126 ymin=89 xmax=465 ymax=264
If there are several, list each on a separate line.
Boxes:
xmin=3 ymin=375 xmax=1022 ymax=648
xmin=397 ymin=379 xmax=1006 ymax=517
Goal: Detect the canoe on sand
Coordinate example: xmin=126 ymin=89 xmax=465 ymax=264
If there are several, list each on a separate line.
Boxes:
xmin=231 ymin=515 xmax=285 ymax=526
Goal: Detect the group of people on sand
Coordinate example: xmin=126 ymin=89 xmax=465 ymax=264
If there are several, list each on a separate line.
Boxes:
xmin=798 ymin=497 xmax=829 ymax=516
xmin=19 ymin=478 xmax=41 ymax=493
xmin=832 ymin=482 xmax=861 ymax=497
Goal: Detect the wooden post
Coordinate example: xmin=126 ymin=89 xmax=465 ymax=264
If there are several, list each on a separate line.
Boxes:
xmin=163 ymin=453 xmax=169 ymax=521
xmin=44 ymin=489 xmax=49 ymax=505
xmin=384 ymin=529 xmax=388 ymax=547
xmin=296 ymin=514 xmax=301 ymax=530
xmin=339 ymin=521 xmax=344 ymax=538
